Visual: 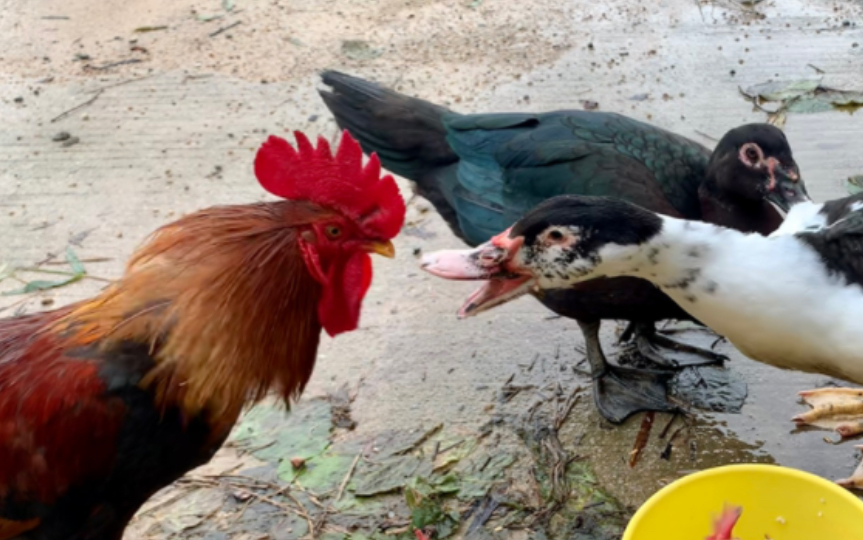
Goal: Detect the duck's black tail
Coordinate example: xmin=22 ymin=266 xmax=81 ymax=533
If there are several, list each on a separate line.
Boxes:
xmin=318 ymin=70 xmax=458 ymax=182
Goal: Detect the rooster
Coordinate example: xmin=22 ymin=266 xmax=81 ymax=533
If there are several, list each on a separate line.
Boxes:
xmin=0 ymin=130 xmax=405 ymax=540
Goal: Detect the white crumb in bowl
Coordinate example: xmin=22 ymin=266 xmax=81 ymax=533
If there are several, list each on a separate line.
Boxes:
xmin=776 ymin=516 xmax=786 ymax=525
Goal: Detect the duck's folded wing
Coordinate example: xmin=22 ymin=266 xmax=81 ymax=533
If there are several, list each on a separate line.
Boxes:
xmin=443 ymin=111 xmax=704 ymax=245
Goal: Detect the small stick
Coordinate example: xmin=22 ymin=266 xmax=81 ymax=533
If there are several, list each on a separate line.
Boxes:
xmin=51 ymin=90 xmax=104 ymax=123
xmin=659 ymin=413 xmax=678 ymax=439
xmin=17 ymin=267 xmax=113 ymax=283
xmin=51 ymin=74 xmax=153 ymax=123
xmin=629 ymin=412 xmax=656 ymax=468
xmin=694 ymin=129 xmax=718 ymax=142
xmin=554 ymin=386 xmax=582 ymax=430
xmin=233 ymin=497 xmax=255 ymax=523
xmin=0 ymin=296 xmax=31 ymax=315
xmin=394 ymin=423 xmax=442 ymax=455
xmin=335 ymin=452 xmax=361 ymax=502
xmin=86 ymin=59 xmax=142 ymax=71
xmin=283 ymin=490 xmax=317 ymax=538
xmin=100 ymin=74 xmax=154 ymax=91
xmin=209 ymin=20 xmax=241 ymax=37
xmin=42 ymin=257 xmax=113 ymax=265
xmin=241 ymin=439 xmax=276 ymax=455
xmin=437 ymin=439 xmax=465 ymax=455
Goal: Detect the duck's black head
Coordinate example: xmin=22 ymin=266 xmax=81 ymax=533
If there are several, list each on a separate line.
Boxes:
xmin=706 ymin=123 xmax=809 ymax=214
xmin=421 ymin=195 xmax=663 ymax=317
xmin=509 ymin=195 xmax=663 ymax=263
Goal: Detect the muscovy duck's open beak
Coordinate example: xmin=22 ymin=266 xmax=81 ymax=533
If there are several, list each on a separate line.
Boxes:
xmin=420 ymin=229 xmax=535 ymax=318
xmin=765 ymin=161 xmax=810 ymax=214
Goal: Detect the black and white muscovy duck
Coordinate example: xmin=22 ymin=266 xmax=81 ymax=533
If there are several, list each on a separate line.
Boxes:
xmin=421 ymin=193 xmax=863 ymax=488
xmin=319 ymin=70 xmax=809 ymax=423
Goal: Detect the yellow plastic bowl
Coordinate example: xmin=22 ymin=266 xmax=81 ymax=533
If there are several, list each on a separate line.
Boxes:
xmin=623 ymin=464 xmax=863 ymax=540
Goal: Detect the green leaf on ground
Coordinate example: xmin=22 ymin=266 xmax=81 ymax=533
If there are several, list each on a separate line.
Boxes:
xmin=66 ymin=246 xmax=85 ymax=275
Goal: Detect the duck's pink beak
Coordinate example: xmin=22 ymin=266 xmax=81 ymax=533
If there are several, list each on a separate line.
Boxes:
xmin=421 ymin=228 xmax=535 ymax=318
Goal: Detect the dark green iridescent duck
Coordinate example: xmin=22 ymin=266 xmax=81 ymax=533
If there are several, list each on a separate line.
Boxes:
xmin=319 ymin=70 xmax=809 ymax=424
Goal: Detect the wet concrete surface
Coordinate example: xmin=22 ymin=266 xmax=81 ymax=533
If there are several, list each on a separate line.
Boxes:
xmin=2 ymin=0 xmax=863 ymax=534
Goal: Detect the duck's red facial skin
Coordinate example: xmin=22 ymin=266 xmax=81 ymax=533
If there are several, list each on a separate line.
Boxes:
xmin=737 ymin=142 xmax=807 ymax=211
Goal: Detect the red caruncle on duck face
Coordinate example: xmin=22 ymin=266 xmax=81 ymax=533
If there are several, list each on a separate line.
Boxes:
xmin=732 ymin=134 xmax=807 ymax=211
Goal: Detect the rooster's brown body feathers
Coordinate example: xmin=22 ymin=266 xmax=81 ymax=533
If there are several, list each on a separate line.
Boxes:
xmin=0 ymin=202 xmax=325 ymax=540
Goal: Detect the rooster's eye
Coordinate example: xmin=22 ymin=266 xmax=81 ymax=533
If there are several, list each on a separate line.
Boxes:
xmin=325 ymin=225 xmax=342 ymax=239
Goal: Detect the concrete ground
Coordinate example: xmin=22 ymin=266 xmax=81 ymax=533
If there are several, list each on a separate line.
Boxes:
xmin=2 ymin=0 xmax=863 ymax=537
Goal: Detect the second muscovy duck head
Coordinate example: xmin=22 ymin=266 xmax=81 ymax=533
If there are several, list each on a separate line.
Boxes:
xmin=700 ymin=124 xmax=806 ymax=229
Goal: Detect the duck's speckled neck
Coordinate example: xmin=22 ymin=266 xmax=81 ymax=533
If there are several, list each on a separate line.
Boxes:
xmin=619 ymin=217 xmax=741 ymax=304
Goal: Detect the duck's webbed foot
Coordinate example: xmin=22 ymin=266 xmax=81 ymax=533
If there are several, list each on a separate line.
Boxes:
xmin=578 ymin=320 xmax=679 ymax=424
xmin=626 ymin=321 xmax=728 ymax=369
xmin=792 ymin=387 xmax=863 ymax=438
xmin=594 ymin=364 xmax=679 ymax=424
xmin=793 ymin=387 xmax=863 ymax=490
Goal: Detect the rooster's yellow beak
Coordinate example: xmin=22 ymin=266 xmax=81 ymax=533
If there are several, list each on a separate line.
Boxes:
xmin=363 ymin=240 xmax=396 ymax=258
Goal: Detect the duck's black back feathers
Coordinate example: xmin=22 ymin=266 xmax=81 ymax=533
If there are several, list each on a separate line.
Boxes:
xmin=798 ymin=193 xmax=863 ymax=290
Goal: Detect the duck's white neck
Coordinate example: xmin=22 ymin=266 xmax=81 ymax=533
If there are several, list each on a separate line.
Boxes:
xmin=605 ymin=217 xmax=740 ymax=303
xmin=595 ymin=216 xmax=863 ymax=384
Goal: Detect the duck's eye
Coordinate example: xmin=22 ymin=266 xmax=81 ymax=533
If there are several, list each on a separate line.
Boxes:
xmin=325 ymin=225 xmax=342 ymax=239
xmin=548 ymin=229 xmax=565 ymax=242
xmin=744 ymin=145 xmax=761 ymax=164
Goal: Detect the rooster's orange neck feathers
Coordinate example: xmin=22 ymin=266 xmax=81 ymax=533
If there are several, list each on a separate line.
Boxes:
xmin=56 ymin=201 xmax=329 ymax=417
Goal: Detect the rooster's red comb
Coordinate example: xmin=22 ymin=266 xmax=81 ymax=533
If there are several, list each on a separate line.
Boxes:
xmin=254 ymin=130 xmax=405 ymax=240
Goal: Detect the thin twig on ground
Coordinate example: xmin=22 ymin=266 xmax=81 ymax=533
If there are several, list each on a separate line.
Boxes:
xmin=336 ymin=452 xmax=361 ymax=502
xmin=283 ymin=490 xmax=317 ymax=538
xmin=659 ymin=413 xmax=678 ymax=439
xmin=209 ymin=20 xmax=242 ymax=37
xmin=553 ymin=386 xmax=582 ymax=430
xmin=51 ymin=75 xmax=153 ymax=123
xmin=51 ymin=90 xmax=104 ymax=123
xmin=86 ymin=58 xmax=142 ymax=71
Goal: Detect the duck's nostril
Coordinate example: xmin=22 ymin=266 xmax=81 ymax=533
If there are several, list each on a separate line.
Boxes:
xmin=477 ymin=247 xmax=506 ymax=266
